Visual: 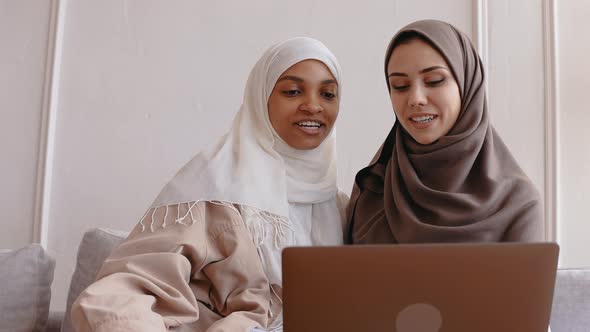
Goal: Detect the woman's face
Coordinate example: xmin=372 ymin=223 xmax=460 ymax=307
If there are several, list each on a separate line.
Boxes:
xmin=268 ymin=59 xmax=339 ymax=150
xmin=387 ymin=38 xmax=461 ymax=145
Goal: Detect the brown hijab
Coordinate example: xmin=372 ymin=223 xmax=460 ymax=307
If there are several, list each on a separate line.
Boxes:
xmin=347 ymin=20 xmax=543 ymax=244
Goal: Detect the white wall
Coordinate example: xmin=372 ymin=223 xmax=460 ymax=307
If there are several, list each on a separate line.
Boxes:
xmin=2 ymin=0 xmax=585 ymax=312
xmin=486 ymin=0 xmax=546 ymax=192
xmin=0 ymin=1 xmax=52 ymax=248
xmin=557 ymin=0 xmax=590 ymax=268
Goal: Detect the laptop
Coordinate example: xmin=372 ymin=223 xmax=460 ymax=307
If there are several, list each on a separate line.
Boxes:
xmin=282 ymin=243 xmax=559 ymax=332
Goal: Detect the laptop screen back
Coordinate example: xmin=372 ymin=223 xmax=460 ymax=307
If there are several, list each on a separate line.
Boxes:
xmin=282 ymin=243 xmax=558 ymax=332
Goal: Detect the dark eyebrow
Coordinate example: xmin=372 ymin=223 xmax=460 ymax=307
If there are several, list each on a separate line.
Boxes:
xmin=387 ymin=65 xmax=449 ymax=78
xmin=419 ymin=66 xmax=448 ymax=74
xmin=277 ymin=75 xmax=304 ymax=83
xmin=321 ymin=79 xmax=338 ymax=85
xmin=388 ymin=72 xmax=408 ymax=78
xmin=277 ymin=76 xmax=338 ymax=85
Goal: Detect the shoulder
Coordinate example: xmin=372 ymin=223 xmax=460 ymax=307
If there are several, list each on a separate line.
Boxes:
xmin=133 ymin=200 xmax=245 ymax=238
xmin=202 ymin=201 xmax=248 ymax=239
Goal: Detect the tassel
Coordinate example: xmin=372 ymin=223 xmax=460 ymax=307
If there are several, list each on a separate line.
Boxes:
xmin=162 ymin=205 xmax=169 ymax=228
xmin=239 ymin=205 xmax=291 ymax=249
xmin=149 ymin=207 xmax=158 ymax=232
xmin=138 ymin=208 xmax=150 ymax=232
xmin=176 ymin=201 xmax=198 ymax=225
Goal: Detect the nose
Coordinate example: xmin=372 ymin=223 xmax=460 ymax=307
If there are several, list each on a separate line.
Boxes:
xmin=299 ymin=94 xmax=323 ymax=113
xmin=408 ymin=85 xmax=427 ymax=108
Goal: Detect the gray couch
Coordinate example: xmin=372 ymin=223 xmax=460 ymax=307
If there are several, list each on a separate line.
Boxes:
xmin=550 ymin=269 xmax=590 ymax=331
xmin=2 ymin=229 xmax=589 ymax=332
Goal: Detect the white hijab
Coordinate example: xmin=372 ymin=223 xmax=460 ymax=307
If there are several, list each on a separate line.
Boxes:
xmin=147 ymin=37 xmax=341 ymax=217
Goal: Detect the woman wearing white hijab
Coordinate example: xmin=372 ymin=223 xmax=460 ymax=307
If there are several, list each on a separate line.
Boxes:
xmin=71 ymin=37 xmax=347 ymax=332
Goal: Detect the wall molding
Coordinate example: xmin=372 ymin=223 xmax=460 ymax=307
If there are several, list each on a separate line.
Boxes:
xmin=542 ymin=0 xmax=559 ymax=243
xmin=474 ymin=0 xmax=489 ymax=77
xmin=33 ymin=0 xmax=66 ymax=247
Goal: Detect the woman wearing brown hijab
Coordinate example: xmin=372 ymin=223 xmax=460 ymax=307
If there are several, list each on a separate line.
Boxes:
xmin=347 ymin=19 xmax=543 ymax=244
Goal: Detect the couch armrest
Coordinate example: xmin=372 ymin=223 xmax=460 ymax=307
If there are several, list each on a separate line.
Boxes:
xmin=550 ymin=268 xmax=590 ymax=332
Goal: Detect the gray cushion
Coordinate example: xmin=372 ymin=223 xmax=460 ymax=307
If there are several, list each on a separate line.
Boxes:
xmin=0 ymin=244 xmax=55 ymax=332
xmin=61 ymin=228 xmax=128 ymax=332
xmin=550 ymin=268 xmax=590 ymax=332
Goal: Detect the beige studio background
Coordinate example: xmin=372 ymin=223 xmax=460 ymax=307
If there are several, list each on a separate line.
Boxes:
xmin=1 ymin=0 xmax=588 ymax=311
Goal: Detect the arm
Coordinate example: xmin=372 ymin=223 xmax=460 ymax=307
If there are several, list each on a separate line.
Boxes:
xmin=202 ymin=202 xmax=271 ymax=332
xmin=71 ymin=204 xmax=203 ymax=332
xmin=71 ymin=201 xmax=270 ymax=332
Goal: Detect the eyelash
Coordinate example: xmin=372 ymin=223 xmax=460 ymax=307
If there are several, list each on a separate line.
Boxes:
xmin=391 ymin=78 xmax=446 ymax=91
xmin=282 ymin=89 xmax=302 ymax=96
xmin=321 ymin=92 xmax=336 ymax=99
xmin=392 ymin=85 xmax=409 ymax=91
xmin=281 ymin=90 xmax=337 ymax=100
xmin=427 ymin=78 xmax=445 ymax=86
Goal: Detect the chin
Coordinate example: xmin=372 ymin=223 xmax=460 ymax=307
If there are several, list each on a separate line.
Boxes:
xmin=297 ymin=143 xmax=321 ymax=150
xmin=292 ymin=139 xmax=323 ymax=150
xmin=413 ymin=136 xmax=437 ymax=145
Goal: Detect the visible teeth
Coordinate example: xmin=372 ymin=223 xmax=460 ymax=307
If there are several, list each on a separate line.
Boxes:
xmin=298 ymin=121 xmax=321 ymax=127
xmin=411 ymin=115 xmax=435 ymax=123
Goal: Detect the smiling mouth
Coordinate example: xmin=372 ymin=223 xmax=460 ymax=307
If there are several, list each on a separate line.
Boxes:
xmin=296 ymin=120 xmax=324 ymax=128
xmin=410 ymin=115 xmax=438 ymax=123
xmin=295 ymin=120 xmax=325 ymax=135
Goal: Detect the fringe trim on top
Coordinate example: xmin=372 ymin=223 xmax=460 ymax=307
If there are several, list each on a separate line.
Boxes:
xmin=238 ymin=205 xmax=292 ymax=250
xmin=138 ymin=201 xmax=200 ymax=232
xmin=209 ymin=200 xmax=240 ymax=215
xmin=137 ymin=200 xmax=289 ymax=243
